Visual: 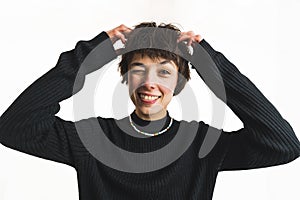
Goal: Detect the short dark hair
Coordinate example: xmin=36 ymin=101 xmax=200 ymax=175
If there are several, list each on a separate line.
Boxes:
xmin=118 ymin=22 xmax=192 ymax=96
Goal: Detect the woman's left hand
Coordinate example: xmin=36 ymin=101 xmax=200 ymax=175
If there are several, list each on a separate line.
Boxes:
xmin=177 ymin=31 xmax=203 ymax=46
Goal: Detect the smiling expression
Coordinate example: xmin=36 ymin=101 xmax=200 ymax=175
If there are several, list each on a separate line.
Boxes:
xmin=127 ymin=54 xmax=179 ymax=121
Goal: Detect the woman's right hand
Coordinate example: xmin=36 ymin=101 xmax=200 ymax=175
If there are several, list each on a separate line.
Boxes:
xmin=106 ymin=24 xmax=132 ymax=45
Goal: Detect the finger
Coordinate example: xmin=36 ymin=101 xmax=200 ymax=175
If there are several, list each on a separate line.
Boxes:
xmin=177 ymin=34 xmax=192 ymax=43
xmin=177 ymin=32 xmax=186 ymax=42
xmin=176 ymin=32 xmax=183 ymax=42
xmin=194 ymin=35 xmax=202 ymax=43
xmin=119 ymin=24 xmax=133 ymax=32
xmin=115 ymin=31 xmax=127 ymax=44
xmin=119 ymin=25 xmax=132 ymax=39
xmin=188 ymin=38 xmax=193 ymax=46
xmin=123 ymin=28 xmax=132 ymax=33
xmin=122 ymin=29 xmax=132 ymax=38
xmin=177 ymin=34 xmax=187 ymax=42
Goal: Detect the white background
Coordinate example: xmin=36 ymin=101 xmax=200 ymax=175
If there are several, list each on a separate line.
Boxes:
xmin=0 ymin=0 xmax=299 ymax=199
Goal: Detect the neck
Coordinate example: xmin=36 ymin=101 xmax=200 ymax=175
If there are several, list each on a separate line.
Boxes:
xmin=134 ymin=109 xmax=167 ymax=121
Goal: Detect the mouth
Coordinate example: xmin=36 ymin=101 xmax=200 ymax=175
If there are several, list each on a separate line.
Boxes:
xmin=137 ymin=92 xmax=161 ymax=104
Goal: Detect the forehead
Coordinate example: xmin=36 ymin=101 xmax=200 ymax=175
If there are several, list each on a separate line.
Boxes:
xmin=129 ymin=54 xmax=178 ymax=70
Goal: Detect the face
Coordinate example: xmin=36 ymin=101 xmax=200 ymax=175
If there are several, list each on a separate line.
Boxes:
xmin=128 ymin=54 xmax=178 ymax=121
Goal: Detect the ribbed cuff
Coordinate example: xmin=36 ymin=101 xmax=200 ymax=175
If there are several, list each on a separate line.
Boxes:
xmin=198 ymin=39 xmax=218 ymax=58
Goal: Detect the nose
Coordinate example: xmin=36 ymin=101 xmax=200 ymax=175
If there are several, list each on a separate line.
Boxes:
xmin=142 ymin=70 xmax=158 ymax=89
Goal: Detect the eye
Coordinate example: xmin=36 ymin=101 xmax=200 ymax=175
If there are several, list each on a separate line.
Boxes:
xmin=160 ymin=69 xmax=171 ymax=75
xmin=131 ymin=70 xmax=145 ymax=74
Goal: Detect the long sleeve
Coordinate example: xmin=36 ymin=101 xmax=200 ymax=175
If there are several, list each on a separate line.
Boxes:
xmin=192 ymin=39 xmax=300 ymax=171
xmin=0 ymin=31 xmax=117 ymax=167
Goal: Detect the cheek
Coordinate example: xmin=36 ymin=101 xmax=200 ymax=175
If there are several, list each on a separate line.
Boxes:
xmin=160 ymin=76 xmax=178 ymax=93
xmin=159 ymin=83 xmax=175 ymax=97
xmin=128 ymin=75 xmax=140 ymax=94
xmin=159 ymin=85 xmax=174 ymax=107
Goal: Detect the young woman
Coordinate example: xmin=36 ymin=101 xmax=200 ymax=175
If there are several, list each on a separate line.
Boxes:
xmin=0 ymin=22 xmax=299 ymax=200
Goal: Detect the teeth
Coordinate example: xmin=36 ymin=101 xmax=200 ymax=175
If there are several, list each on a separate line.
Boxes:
xmin=139 ymin=94 xmax=159 ymax=100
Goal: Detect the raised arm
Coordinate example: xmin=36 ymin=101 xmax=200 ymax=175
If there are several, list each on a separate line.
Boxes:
xmin=187 ymin=35 xmax=300 ymax=171
xmin=0 ymin=26 xmax=126 ymax=167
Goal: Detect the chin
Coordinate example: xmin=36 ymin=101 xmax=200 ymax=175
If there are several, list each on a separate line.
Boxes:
xmin=137 ymin=106 xmax=165 ymax=116
xmin=137 ymin=108 xmax=156 ymax=115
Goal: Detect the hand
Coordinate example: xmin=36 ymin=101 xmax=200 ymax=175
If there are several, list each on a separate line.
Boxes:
xmin=106 ymin=24 xmax=132 ymax=45
xmin=177 ymin=31 xmax=203 ymax=46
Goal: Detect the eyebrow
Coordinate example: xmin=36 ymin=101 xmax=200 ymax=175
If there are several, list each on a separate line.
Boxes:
xmin=129 ymin=60 xmax=173 ymax=68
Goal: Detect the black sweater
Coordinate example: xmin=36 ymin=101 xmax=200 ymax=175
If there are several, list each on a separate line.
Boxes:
xmin=0 ymin=31 xmax=299 ymax=200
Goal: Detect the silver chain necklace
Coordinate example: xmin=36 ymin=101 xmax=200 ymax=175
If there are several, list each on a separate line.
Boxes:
xmin=128 ymin=115 xmax=173 ymax=137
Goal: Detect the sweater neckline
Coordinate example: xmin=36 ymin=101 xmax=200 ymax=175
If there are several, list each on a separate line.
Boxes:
xmin=130 ymin=110 xmax=171 ymax=128
xmin=113 ymin=110 xmax=179 ymax=153
xmin=128 ymin=110 xmax=174 ymax=138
